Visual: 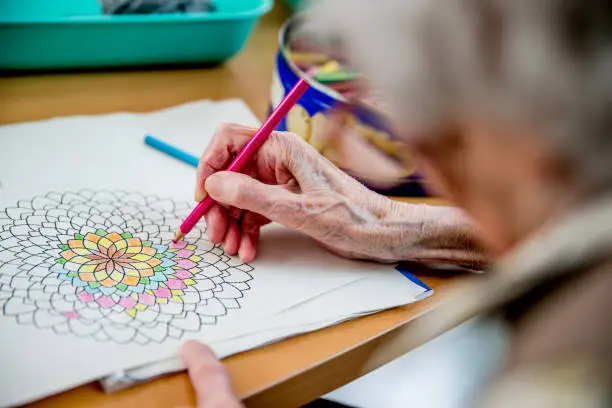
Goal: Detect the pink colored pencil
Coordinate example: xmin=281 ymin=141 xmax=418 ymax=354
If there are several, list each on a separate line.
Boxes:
xmin=173 ymin=78 xmax=310 ymax=242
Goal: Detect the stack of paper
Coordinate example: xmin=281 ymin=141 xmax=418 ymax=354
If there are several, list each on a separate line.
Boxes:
xmin=0 ymin=99 xmax=431 ymax=406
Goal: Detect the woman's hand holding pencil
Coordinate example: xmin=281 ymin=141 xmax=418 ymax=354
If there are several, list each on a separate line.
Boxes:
xmin=194 ymin=123 xmax=450 ymax=264
xmin=173 ymin=78 xmax=311 ymax=243
xmin=182 ymin=79 xmax=479 ymax=267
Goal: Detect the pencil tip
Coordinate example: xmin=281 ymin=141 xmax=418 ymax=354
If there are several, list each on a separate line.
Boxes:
xmin=173 ymin=231 xmax=184 ymax=243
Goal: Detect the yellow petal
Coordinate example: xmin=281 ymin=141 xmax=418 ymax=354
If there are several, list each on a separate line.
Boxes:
xmin=71 ymin=256 xmax=90 ymax=264
xmin=78 ymin=264 xmax=97 ymax=273
xmin=94 ymin=270 xmax=108 ymax=281
xmin=125 ymin=268 xmax=139 ymax=277
xmin=114 ymin=239 xmax=127 ymax=251
xmin=110 ymin=270 xmax=123 ymax=282
xmin=134 ymin=303 xmax=147 ymax=311
xmin=73 ymin=248 xmax=91 ymax=256
xmin=131 ymin=253 xmax=152 ymax=262
xmin=97 ymin=237 xmax=113 ymax=249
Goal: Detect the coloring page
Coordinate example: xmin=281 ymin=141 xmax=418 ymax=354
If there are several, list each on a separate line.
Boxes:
xmin=0 ymin=101 xmax=416 ymax=406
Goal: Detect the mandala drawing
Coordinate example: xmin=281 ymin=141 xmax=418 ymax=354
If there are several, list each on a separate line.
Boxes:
xmin=0 ymin=190 xmax=254 ymax=344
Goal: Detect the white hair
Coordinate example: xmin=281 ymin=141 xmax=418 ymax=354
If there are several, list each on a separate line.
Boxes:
xmin=304 ymin=0 xmax=612 ymax=191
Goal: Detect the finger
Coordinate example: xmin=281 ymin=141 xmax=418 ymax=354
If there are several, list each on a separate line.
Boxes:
xmin=241 ymin=211 xmax=270 ymax=234
xmin=195 ymin=124 xmax=258 ymax=202
xmin=227 ymin=207 xmax=243 ymax=221
xmin=205 ymin=172 xmax=302 ymax=228
xmin=223 ymin=218 xmax=240 ymax=256
xmin=204 ymin=205 xmax=228 ymax=245
xmin=180 ymin=341 xmax=242 ymax=408
xmin=238 ymin=230 xmax=259 ymax=263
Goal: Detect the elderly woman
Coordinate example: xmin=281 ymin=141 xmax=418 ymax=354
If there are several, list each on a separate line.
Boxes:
xmin=180 ymin=0 xmax=612 ymax=407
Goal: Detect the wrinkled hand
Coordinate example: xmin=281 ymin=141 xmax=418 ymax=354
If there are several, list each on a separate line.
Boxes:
xmin=195 ymin=123 xmax=404 ymax=263
xmin=195 ymin=124 xmax=488 ymax=269
xmin=181 ymin=341 xmax=243 ymax=408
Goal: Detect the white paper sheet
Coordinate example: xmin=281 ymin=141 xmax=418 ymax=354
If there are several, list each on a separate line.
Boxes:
xmin=100 ymin=269 xmax=432 ymax=393
xmin=0 ymin=100 xmax=430 ymax=407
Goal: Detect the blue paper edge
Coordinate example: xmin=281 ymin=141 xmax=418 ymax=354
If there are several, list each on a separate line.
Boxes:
xmin=395 ymin=265 xmax=431 ymax=291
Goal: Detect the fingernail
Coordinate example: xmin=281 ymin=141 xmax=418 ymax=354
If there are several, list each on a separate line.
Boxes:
xmin=194 ymin=173 xmax=208 ymax=202
xmin=205 ymin=173 xmax=225 ymax=199
xmin=194 ymin=188 xmax=208 ymax=202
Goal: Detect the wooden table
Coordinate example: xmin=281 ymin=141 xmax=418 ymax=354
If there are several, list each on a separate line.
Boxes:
xmin=0 ymin=3 xmax=468 ymax=407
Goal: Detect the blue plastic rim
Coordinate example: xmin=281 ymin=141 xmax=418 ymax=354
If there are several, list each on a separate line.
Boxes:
xmin=0 ymin=0 xmax=273 ymax=70
xmin=272 ymin=16 xmax=428 ymax=197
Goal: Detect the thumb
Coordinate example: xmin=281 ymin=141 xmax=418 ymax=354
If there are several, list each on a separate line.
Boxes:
xmin=205 ymin=172 xmax=302 ymax=226
xmin=180 ymin=341 xmax=242 ymax=408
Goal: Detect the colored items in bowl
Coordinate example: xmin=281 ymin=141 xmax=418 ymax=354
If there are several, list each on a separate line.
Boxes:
xmin=317 ymin=60 xmax=340 ymax=74
xmin=100 ymin=0 xmax=216 ymax=14
xmin=314 ymin=70 xmax=359 ymax=83
xmin=271 ymin=16 xmax=428 ymax=197
xmin=287 ymin=44 xmax=371 ymax=105
xmin=287 ymin=51 xmax=330 ymax=65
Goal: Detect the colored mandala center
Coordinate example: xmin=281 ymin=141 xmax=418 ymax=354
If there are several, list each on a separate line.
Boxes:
xmin=0 ymin=190 xmax=255 ymax=345
xmin=59 ymin=231 xmax=160 ymax=288
xmin=54 ymin=229 xmax=202 ymax=317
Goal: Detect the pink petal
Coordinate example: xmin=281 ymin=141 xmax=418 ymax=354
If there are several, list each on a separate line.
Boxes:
xmin=139 ymin=293 xmax=155 ymax=306
xmin=119 ymin=297 xmax=137 ymax=309
xmin=97 ymin=296 xmax=115 ymax=308
xmin=153 ymin=288 xmax=171 ymax=298
xmin=171 ymin=241 xmax=187 ymax=249
xmin=174 ymin=270 xmax=192 ymax=279
xmin=166 ymin=279 xmax=186 ymax=290
xmin=176 ymin=249 xmax=193 ymax=258
xmin=78 ymin=291 xmax=94 ymax=303
xmin=177 ymin=259 xmax=196 ymax=269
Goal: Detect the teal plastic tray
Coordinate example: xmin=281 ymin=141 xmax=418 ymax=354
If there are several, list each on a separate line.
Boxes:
xmin=0 ymin=0 xmax=272 ymax=70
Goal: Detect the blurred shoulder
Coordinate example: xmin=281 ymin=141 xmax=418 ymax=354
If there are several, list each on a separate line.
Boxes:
xmin=476 ymin=354 xmax=612 ymax=408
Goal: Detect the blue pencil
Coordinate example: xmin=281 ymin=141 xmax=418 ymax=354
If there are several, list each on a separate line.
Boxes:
xmin=144 ymin=135 xmax=199 ymax=168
